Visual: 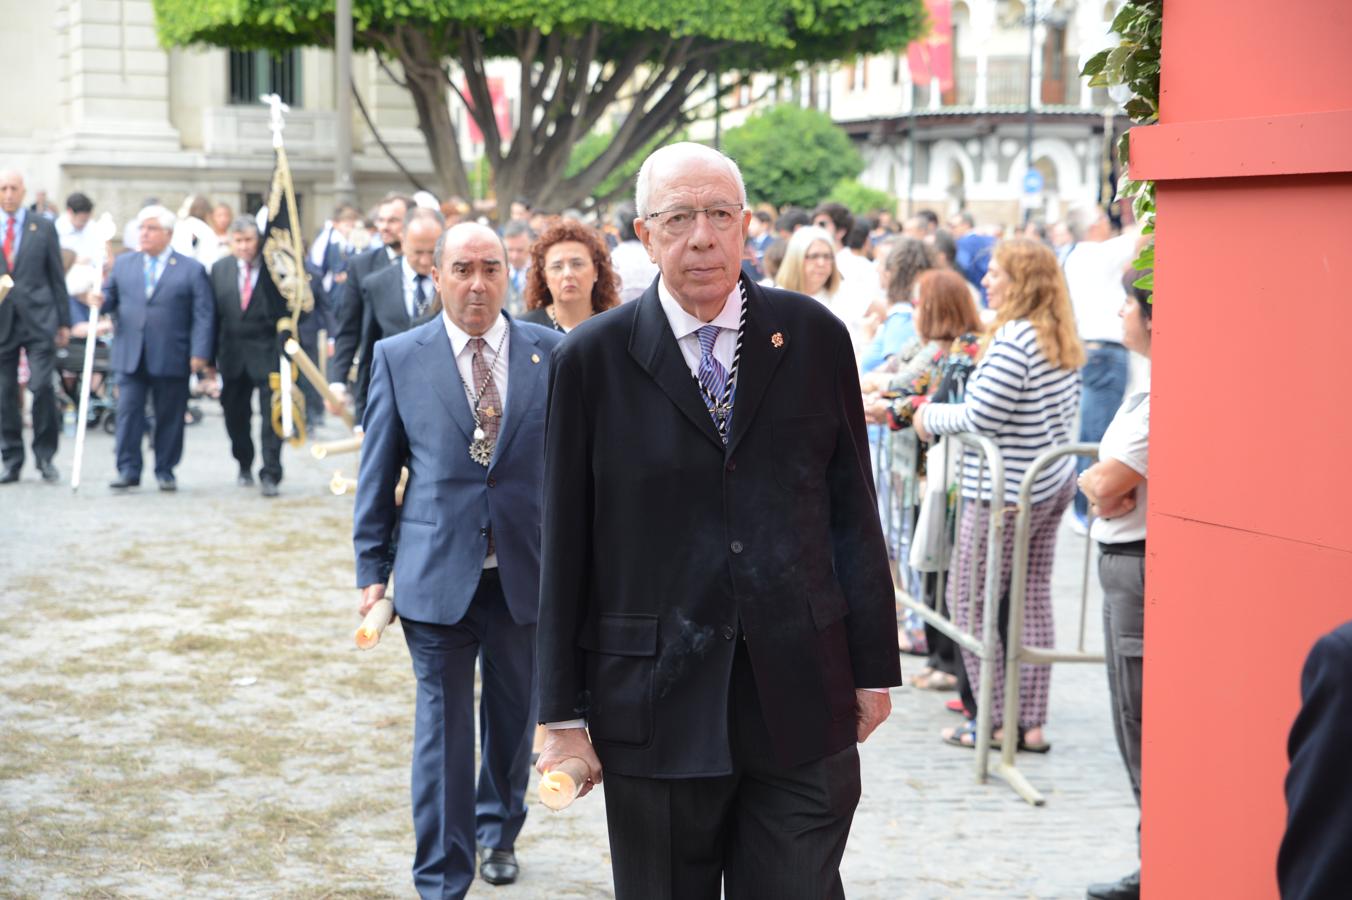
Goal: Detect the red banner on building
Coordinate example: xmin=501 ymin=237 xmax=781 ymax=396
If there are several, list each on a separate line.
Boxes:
xmin=464 ymin=77 xmax=513 ymax=145
xmin=907 ymin=0 xmax=954 ymax=92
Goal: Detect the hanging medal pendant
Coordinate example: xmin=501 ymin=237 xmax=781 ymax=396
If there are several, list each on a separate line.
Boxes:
xmin=469 ymin=436 xmax=494 ymax=466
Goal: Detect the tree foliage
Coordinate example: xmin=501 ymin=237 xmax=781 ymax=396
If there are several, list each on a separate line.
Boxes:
xmin=722 ymin=105 xmax=863 ymax=210
xmin=1082 ymin=0 xmax=1160 ymax=297
xmin=827 ymin=179 xmax=896 ymax=218
xmin=152 ymin=0 xmax=926 ymax=217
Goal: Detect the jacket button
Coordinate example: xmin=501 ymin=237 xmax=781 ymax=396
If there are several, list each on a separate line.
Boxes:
xmin=480 ymin=527 xmax=488 ymax=536
xmin=726 ymin=459 xmax=736 ymax=472
xmin=722 ymin=625 xmax=736 ymax=641
xmin=730 ymin=540 xmax=743 ymax=554
xmin=487 ymin=477 xmax=497 ymax=487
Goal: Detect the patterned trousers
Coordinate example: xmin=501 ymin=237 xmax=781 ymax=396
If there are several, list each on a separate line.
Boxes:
xmin=946 ymin=477 xmax=1074 ymax=730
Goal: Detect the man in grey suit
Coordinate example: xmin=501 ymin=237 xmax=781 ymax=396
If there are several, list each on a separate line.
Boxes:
xmin=353 ymin=222 xmax=563 ymax=900
xmin=0 ymin=170 xmax=71 ymax=483
xmin=100 ymin=205 xmax=214 ymax=491
xmin=351 ymin=208 xmax=444 ymax=375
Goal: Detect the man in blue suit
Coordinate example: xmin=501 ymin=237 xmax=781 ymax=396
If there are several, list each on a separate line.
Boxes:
xmin=100 ymin=205 xmax=214 ymax=491
xmin=353 ymin=222 xmax=562 ymax=900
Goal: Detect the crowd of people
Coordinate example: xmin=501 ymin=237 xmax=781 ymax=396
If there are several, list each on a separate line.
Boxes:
xmin=1 ymin=149 xmax=1153 ymax=900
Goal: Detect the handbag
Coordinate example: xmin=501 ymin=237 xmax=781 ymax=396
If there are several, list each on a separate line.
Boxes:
xmin=909 ymin=438 xmax=956 ymax=572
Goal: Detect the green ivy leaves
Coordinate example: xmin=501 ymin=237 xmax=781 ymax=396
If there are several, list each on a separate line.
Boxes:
xmin=1082 ymin=0 xmax=1160 ymax=302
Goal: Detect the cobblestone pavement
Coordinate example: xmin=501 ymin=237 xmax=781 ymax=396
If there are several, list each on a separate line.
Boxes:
xmin=0 ymin=404 xmax=1136 ymax=898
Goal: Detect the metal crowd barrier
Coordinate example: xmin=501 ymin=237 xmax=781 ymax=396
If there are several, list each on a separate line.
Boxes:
xmin=877 ymin=428 xmax=1010 ymax=782
xmin=990 ymin=443 xmax=1103 ymax=806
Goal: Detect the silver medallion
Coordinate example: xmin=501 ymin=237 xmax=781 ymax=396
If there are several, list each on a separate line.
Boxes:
xmin=469 ymin=437 xmax=494 ymax=466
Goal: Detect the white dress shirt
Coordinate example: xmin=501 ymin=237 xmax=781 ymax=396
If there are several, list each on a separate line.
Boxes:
xmin=441 ymin=309 xmax=511 ymax=569
xmin=657 ymin=277 xmax=741 ymax=376
xmin=402 ymin=259 xmax=435 ymax=319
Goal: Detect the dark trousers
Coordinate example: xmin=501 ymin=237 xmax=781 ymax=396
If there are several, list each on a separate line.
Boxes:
xmin=1099 ymin=550 xmax=1144 ymax=850
xmin=1074 ymin=343 xmax=1130 ymax=519
xmin=401 ymin=569 xmax=537 ymax=900
xmin=0 ymin=334 xmax=59 ymax=469
xmin=603 ymin=641 xmax=861 ymax=900
xmin=114 ymin=355 xmax=188 ymax=480
xmin=921 ymin=571 xmax=961 ymax=677
xmin=220 ymin=372 xmax=283 ymax=484
xmin=297 ymin=334 xmax=324 ymax=427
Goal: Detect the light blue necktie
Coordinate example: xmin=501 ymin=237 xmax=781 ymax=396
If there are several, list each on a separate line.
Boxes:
xmin=144 ymin=255 xmax=159 ymax=299
xmin=696 ymin=325 xmax=728 ymax=428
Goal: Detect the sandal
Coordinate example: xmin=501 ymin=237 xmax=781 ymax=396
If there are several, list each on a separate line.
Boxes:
xmin=941 ymin=720 xmax=980 ymax=748
xmin=1017 ymin=728 xmax=1052 ymax=754
xmin=912 ymin=670 xmax=958 ymax=692
xmin=945 ymin=698 xmax=972 ymax=716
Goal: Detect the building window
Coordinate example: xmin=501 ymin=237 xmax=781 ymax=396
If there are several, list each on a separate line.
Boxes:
xmin=229 ymin=49 xmax=302 ymax=107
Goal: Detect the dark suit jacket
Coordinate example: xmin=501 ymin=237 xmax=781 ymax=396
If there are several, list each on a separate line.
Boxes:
xmin=327 ymin=245 xmax=393 ymax=384
xmin=101 ymin=250 xmax=214 ymax=377
xmin=1278 ymin=620 xmax=1352 ymax=899
xmin=297 ymin=262 xmax=334 ymax=348
xmin=209 ymin=255 xmax=282 ymax=382
xmin=353 ymin=315 xmax=563 ymax=626
xmin=350 ymin=262 xmax=438 ymax=421
xmin=0 ymin=211 xmax=70 ymax=346
xmin=537 ymin=277 xmax=901 ymax=779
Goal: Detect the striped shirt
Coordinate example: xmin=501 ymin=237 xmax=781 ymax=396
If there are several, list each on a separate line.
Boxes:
xmin=923 ymin=319 xmax=1081 ymax=504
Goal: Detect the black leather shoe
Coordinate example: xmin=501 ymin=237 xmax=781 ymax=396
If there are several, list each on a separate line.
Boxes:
xmin=237 ymin=470 xmax=254 ymax=487
xmin=37 ymin=459 xmax=59 ymax=483
xmin=109 ymin=473 xmax=140 ymax=489
xmin=0 ymin=464 xmax=19 ymax=484
xmin=1087 ymin=870 xmax=1140 ymax=900
xmin=157 ymin=475 xmax=177 ymax=492
xmin=479 ymin=847 xmax=518 ymax=886
xmin=260 ymin=480 xmax=279 ymax=498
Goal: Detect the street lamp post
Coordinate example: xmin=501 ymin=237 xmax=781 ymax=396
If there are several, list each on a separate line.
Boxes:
xmin=1024 ymin=0 xmax=1037 ymax=224
xmin=334 ymin=0 xmax=356 ymax=207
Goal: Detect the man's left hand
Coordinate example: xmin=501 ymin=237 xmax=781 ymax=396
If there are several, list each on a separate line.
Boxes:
xmin=855 ymin=689 xmax=892 ymax=743
xmin=54 ymin=327 xmax=70 ymax=349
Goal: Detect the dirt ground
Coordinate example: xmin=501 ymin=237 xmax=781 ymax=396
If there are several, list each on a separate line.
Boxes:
xmin=0 ymin=414 xmax=612 ymax=899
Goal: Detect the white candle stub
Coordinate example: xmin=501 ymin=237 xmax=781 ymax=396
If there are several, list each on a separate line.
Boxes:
xmin=355 ymin=598 xmax=395 ymax=650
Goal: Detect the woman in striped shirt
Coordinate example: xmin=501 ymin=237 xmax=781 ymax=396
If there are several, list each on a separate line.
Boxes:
xmin=914 ymin=238 xmax=1084 ymax=752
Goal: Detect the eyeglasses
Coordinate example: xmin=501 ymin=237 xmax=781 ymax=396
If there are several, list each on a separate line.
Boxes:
xmin=804 ymin=252 xmax=834 ymax=263
xmin=544 ymin=258 xmax=593 ymax=275
xmin=645 ymin=204 xmax=743 ymax=234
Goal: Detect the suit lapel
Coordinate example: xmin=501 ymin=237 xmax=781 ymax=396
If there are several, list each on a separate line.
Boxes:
xmin=9 ymin=215 xmax=38 ymax=275
xmin=491 ymin=316 xmax=541 ymax=464
xmin=725 ymin=278 xmax=787 ymax=458
xmin=413 ymin=319 xmax=476 ymax=442
xmin=628 ymin=286 xmax=724 ymax=451
xmin=149 ymin=252 xmax=180 ymax=302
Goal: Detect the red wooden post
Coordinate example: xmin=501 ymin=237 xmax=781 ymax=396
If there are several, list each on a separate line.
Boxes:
xmin=1130 ymin=4 xmax=1352 ymax=896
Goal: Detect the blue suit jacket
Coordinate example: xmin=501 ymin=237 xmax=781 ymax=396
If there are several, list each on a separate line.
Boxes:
xmin=101 ymin=250 xmax=215 ymax=377
xmin=353 ymin=314 xmax=563 ymax=626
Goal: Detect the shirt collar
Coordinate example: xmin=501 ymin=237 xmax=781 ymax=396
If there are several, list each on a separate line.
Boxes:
xmin=385 ymin=245 xmax=400 ymax=264
xmin=237 ymin=255 xmax=257 ymax=273
xmin=3 ymin=208 xmax=25 ymax=229
xmin=148 ymin=245 xmax=173 ymax=266
xmin=402 ymin=257 xmax=425 ymax=287
xmin=442 ymin=309 xmax=508 ymax=358
xmin=657 ymin=277 xmax=742 ymax=341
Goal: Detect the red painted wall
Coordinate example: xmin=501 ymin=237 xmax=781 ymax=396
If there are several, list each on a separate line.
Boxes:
xmin=1132 ymin=4 xmax=1352 ymax=897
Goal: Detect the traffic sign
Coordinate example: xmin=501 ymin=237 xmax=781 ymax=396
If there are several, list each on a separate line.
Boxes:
xmin=1022 ymin=169 xmax=1045 ymax=195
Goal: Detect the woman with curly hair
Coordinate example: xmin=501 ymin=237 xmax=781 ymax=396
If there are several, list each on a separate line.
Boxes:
xmin=914 ymin=238 xmax=1084 ymax=753
xmin=519 ymin=220 xmax=620 ymax=333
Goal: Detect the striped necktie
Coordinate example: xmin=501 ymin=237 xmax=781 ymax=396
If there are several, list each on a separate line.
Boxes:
xmin=696 ymin=325 xmax=727 ymax=423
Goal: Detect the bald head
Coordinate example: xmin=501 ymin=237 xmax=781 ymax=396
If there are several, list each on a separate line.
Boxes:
xmin=432 ymin=222 xmax=508 ymax=335
xmin=634 ymin=142 xmax=747 ymax=218
xmin=0 ymin=170 xmax=25 ymax=215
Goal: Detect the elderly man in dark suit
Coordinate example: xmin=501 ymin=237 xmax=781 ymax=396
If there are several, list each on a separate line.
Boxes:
xmin=1278 ymin=620 xmax=1352 ymax=900
xmin=353 ymin=222 xmax=562 ymax=900
xmin=0 ymin=169 xmax=71 ymax=483
xmin=209 ymin=216 xmax=285 ymax=496
xmin=350 ymin=207 xmax=444 ymax=379
xmin=535 ymin=143 xmax=901 ymax=900
xmin=100 ymin=205 xmax=214 ymax=491
xmin=326 ymin=193 xmax=409 ymax=425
